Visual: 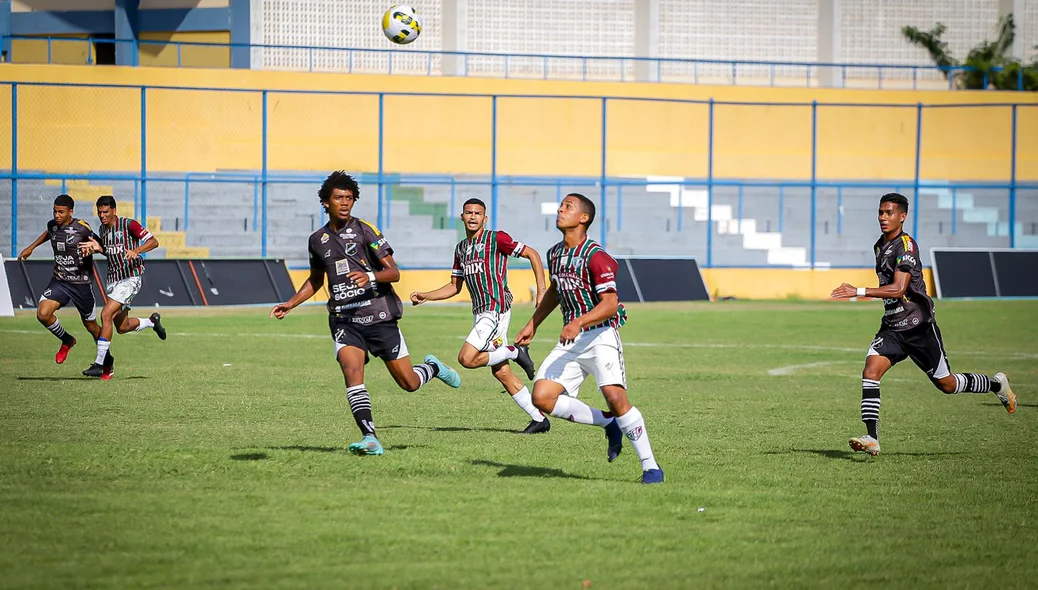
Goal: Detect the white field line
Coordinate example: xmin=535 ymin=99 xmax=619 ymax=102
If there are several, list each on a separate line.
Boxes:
xmin=2 ymin=329 xmax=1036 ymax=360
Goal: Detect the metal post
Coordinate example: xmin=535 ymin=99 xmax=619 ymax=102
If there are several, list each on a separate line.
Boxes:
xmin=261 ymin=90 xmax=268 ymax=257
xmin=183 ymin=175 xmax=190 ymax=230
xmin=600 ymin=97 xmax=607 ymax=248
xmin=377 ymin=93 xmax=385 ymax=229
xmin=140 ymin=87 xmax=148 ymax=225
xmin=10 ymin=83 xmax=17 ymax=257
xmin=810 ymin=101 xmax=818 ymax=267
xmin=913 ymin=102 xmax=922 ymax=240
xmin=1009 ymin=104 xmax=1017 ymax=247
xmin=491 ymin=95 xmax=498 ymax=230
xmin=706 ymin=98 xmax=714 ymax=267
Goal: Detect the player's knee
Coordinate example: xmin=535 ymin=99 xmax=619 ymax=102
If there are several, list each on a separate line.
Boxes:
xmin=862 ymin=368 xmax=883 ymax=382
xmin=530 ymin=387 xmax=557 ymax=413
xmin=35 ymin=309 xmax=50 ymax=324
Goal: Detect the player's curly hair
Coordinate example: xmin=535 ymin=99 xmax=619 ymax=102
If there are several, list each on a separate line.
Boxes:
xmin=318 ymin=171 xmax=361 ymax=203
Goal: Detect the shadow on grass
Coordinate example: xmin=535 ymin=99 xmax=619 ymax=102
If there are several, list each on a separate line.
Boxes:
xmin=382 ymin=424 xmax=520 ymax=434
xmin=765 ymin=448 xmax=966 ymax=461
xmin=17 ymin=375 xmax=148 ymax=381
xmin=229 ymin=444 xmax=422 ymax=460
xmin=470 ymin=459 xmax=603 ymax=480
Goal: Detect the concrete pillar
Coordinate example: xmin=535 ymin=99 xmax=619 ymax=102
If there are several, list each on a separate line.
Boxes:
xmin=633 ymin=0 xmax=659 ymax=82
xmin=114 ymin=0 xmax=139 ymax=66
xmin=442 ymin=0 xmax=467 ymax=76
xmin=817 ymin=0 xmax=842 ymax=88
xmin=229 ymin=0 xmax=250 ymax=68
xmin=998 ymin=0 xmax=1024 ymax=61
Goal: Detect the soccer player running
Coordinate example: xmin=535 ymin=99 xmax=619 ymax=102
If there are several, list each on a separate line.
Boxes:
xmin=270 ymin=171 xmax=462 ymax=456
xmin=515 ymin=193 xmax=663 ymax=484
xmin=17 ymin=194 xmax=113 ymax=373
xmin=831 ymin=192 xmax=1016 ymax=456
xmin=409 ymin=198 xmax=550 ymax=434
xmin=78 ymin=195 xmax=167 ymax=378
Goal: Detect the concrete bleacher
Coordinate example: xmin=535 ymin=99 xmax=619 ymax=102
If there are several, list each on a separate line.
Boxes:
xmin=2 ymin=174 xmax=1032 ymax=269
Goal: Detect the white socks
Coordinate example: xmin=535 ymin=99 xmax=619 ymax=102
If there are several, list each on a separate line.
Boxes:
xmin=549 ymin=396 xmax=613 ymax=426
xmin=94 ymin=338 xmax=110 ymax=365
xmin=510 ymin=386 xmax=544 ymax=422
xmin=616 ymin=407 xmax=659 ymax=471
xmin=135 ymin=317 xmax=154 ymax=331
xmin=486 ymin=345 xmax=518 ymax=367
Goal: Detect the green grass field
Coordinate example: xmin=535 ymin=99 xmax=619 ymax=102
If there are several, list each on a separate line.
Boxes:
xmin=1 ymin=300 xmax=1036 ymax=589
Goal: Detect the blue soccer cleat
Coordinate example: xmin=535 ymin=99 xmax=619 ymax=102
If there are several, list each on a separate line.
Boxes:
xmin=605 ymin=418 xmax=623 ymax=462
xmin=425 ymin=354 xmax=462 ymax=388
xmin=348 ymin=435 xmax=384 ymax=456
xmin=641 ymin=467 xmax=664 ymax=484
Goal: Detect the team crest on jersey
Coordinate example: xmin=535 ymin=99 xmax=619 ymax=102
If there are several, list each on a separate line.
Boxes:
xmin=569 ymin=257 xmax=584 ymax=269
xmin=65 ymin=234 xmax=75 ymax=244
xmin=320 ymin=233 xmax=330 ymax=244
xmin=344 ymin=243 xmax=358 ymax=256
xmin=474 ymin=243 xmax=484 ymax=253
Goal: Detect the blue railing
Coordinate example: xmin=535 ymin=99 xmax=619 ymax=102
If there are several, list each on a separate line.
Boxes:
xmin=2 ymin=82 xmax=1036 ymax=267
xmin=4 ymin=34 xmax=1035 ymax=91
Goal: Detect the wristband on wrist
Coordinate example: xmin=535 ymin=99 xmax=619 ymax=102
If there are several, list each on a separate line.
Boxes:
xmin=856 ymin=287 xmax=866 ymax=297
xmin=367 ymin=272 xmax=377 ymax=284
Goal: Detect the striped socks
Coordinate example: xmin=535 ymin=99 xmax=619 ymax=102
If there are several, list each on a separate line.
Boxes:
xmin=861 ymin=378 xmax=881 ymax=440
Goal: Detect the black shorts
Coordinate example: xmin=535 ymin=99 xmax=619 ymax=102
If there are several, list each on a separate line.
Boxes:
xmin=329 ymin=316 xmax=409 ymax=363
xmin=40 ymin=280 xmax=96 ymax=320
xmin=869 ymin=321 xmax=951 ymax=380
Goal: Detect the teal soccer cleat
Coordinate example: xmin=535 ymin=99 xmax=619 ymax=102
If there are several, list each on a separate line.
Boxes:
xmin=425 ymin=355 xmax=462 ymax=388
xmin=348 ymin=435 xmax=384 ymax=456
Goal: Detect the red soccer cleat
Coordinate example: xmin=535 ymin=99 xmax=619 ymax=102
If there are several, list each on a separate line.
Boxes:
xmin=55 ymin=338 xmax=76 ymax=364
xmin=101 ymin=355 xmax=115 ymax=381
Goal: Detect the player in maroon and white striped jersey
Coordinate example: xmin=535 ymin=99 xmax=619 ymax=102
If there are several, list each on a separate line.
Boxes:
xmin=78 ymin=195 xmax=167 ymax=379
xmin=410 ymin=198 xmax=550 ymax=434
xmin=515 ymin=193 xmax=663 ymax=484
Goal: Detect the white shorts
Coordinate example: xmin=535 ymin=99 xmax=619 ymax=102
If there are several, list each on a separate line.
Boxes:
xmin=534 ymin=326 xmax=626 ymax=398
xmin=106 ymin=276 xmax=142 ymax=308
xmin=465 ymin=309 xmax=511 ymax=352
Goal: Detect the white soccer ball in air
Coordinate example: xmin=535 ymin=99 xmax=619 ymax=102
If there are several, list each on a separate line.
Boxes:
xmin=382 ymin=5 xmax=422 ymax=45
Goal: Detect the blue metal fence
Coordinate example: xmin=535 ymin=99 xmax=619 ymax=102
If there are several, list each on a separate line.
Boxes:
xmin=5 ymin=35 xmax=1037 ymax=91
xmin=1 ymin=81 xmax=1036 ymax=267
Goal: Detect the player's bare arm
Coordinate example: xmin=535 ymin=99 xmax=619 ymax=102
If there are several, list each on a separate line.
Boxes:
xmin=411 ymin=276 xmax=464 ymax=305
xmin=17 ymin=230 xmax=49 ymax=260
xmin=831 ymin=271 xmax=910 ymax=299
xmin=79 ymin=237 xmax=104 ymax=257
xmin=348 ymin=254 xmax=401 ymax=290
xmin=270 ymin=266 xmax=324 ymax=319
xmin=515 ymin=282 xmax=559 ymax=345
xmin=126 ymin=235 xmax=159 ymax=260
xmin=520 ymin=246 xmax=547 ymax=305
xmin=559 ymin=291 xmax=620 ymax=345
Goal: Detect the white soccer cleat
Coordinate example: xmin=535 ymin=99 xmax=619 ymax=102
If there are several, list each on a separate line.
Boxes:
xmin=994 ymin=372 xmax=1016 ymax=414
xmin=848 ymin=434 xmax=881 ymax=456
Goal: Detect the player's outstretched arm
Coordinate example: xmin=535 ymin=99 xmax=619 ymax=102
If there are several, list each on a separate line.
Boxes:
xmin=17 ymin=230 xmax=49 ymax=260
xmin=411 ymin=276 xmax=463 ymax=305
xmin=831 ymin=272 xmax=909 ymax=300
xmin=271 ymin=267 xmax=324 ymax=319
xmin=520 ymin=246 xmax=547 ymax=305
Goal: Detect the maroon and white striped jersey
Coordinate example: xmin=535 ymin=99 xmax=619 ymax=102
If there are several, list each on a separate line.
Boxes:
xmin=546 ymin=238 xmax=627 ymax=332
xmin=98 ymin=216 xmax=153 ymax=283
xmin=452 ymin=229 xmax=525 ymax=314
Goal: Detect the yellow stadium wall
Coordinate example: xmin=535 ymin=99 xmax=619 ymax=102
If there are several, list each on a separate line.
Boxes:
xmin=2 ymin=64 xmax=1036 ymax=181
xmin=138 ymin=31 xmax=231 ymax=69
xmin=289 ymin=267 xmax=935 ymax=303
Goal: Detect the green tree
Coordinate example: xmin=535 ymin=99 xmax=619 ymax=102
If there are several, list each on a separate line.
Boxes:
xmin=902 ymin=13 xmax=1037 ymax=91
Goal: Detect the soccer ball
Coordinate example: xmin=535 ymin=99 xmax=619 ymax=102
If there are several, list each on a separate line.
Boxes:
xmin=382 ymin=5 xmax=422 ymax=45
